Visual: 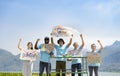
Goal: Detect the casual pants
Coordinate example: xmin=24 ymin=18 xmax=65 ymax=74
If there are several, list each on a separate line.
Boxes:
xmin=22 ymin=60 xmax=33 ymax=76
xmin=39 ymin=61 xmax=51 ymax=76
xmin=56 ymin=61 xmax=66 ymax=76
xmin=71 ymin=63 xmax=81 ymax=76
xmin=89 ymin=66 xmax=98 ymax=76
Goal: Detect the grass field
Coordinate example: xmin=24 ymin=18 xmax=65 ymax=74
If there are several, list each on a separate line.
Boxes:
xmin=0 ymin=72 xmax=66 ymax=76
xmin=0 ymin=72 xmax=46 ymax=76
xmin=1 ymin=72 xmax=119 ymax=76
xmin=0 ymin=72 xmax=87 ymax=76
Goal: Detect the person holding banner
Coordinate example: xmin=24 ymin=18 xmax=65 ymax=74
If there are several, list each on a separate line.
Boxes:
xmin=88 ymin=40 xmax=103 ymax=76
xmin=51 ymin=35 xmax=73 ymax=76
xmin=18 ymin=38 xmax=38 ymax=76
xmin=67 ymin=34 xmax=84 ymax=76
xmin=34 ymin=37 xmax=54 ymax=76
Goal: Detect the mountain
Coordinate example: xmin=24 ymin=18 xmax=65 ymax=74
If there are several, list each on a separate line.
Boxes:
xmin=0 ymin=49 xmax=40 ymax=72
xmin=100 ymin=40 xmax=120 ymax=72
xmin=0 ymin=40 xmax=120 ymax=72
xmin=102 ymin=40 xmax=120 ymax=58
xmin=0 ymin=49 xmax=22 ymax=71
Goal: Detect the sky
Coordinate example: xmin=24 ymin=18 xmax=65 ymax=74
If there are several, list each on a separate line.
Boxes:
xmin=0 ymin=0 xmax=120 ymax=55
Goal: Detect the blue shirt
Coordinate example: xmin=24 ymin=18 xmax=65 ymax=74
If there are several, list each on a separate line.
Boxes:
xmin=88 ymin=50 xmax=101 ymax=67
xmin=38 ymin=44 xmax=51 ymax=63
xmin=55 ymin=45 xmax=68 ymax=61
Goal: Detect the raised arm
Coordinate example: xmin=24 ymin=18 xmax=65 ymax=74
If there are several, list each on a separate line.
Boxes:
xmin=18 ymin=38 xmax=22 ymax=51
xmin=80 ymin=34 xmax=84 ymax=48
xmin=97 ymin=40 xmax=103 ymax=51
xmin=67 ymin=34 xmax=73 ymax=47
xmin=51 ymin=37 xmax=56 ymax=46
xmin=34 ymin=39 xmax=40 ymax=50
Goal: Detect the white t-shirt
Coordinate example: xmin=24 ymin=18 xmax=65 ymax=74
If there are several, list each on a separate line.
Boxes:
xmin=67 ymin=47 xmax=83 ymax=64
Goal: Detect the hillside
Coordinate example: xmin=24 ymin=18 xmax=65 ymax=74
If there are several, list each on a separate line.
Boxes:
xmin=0 ymin=49 xmax=22 ymax=71
xmin=100 ymin=40 xmax=120 ymax=72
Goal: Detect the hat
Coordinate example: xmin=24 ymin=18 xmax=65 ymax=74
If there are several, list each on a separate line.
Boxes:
xmin=57 ymin=38 xmax=65 ymax=44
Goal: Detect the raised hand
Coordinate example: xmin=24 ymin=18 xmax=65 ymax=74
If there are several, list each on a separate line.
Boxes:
xmin=71 ymin=34 xmax=73 ymax=38
xmin=37 ymin=39 xmax=40 ymax=42
xmin=19 ymin=38 xmax=22 ymax=42
xmin=80 ymin=34 xmax=83 ymax=38
xmin=34 ymin=39 xmax=40 ymax=50
xmin=97 ymin=40 xmax=103 ymax=51
xmin=80 ymin=34 xmax=84 ymax=48
xmin=18 ymin=38 xmax=22 ymax=50
xmin=67 ymin=34 xmax=73 ymax=47
xmin=97 ymin=40 xmax=100 ymax=43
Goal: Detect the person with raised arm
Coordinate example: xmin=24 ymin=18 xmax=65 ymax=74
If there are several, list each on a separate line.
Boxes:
xmin=34 ymin=37 xmax=53 ymax=76
xmin=18 ymin=38 xmax=38 ymax=76
xmin=88 ymin=40 xmax=103 ymax=76
xmin=51 ymin=35 xmax=73 ymax=76
xmin=67 ymin=34 xmax=84 ymax=76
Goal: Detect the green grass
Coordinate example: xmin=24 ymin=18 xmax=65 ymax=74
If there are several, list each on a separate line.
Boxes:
xmin=0 ymin=72 xmax=88 ymax=76
xmin=0 ymin=72 xmax=57 ymax=76
xmin=0 ymin=72 xmax=22 ymax=76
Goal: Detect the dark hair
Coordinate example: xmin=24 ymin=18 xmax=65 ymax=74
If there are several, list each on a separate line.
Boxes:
xmin=27 ymin=42 xmax=33 ymax=50
xmin=44 ymin=37 xmax=49 ymax=41
xmin=91 ymin=44 xmax=96 ymax=47
xmin=57 ymin=38 xmax=65 ymax=44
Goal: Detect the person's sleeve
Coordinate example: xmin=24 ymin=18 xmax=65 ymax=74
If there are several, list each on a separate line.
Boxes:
xmin=97 ymin=49 xmax=101 ymax=53
xmin=64 ymin=45 xmax=69 ymax=50
xmin=78 ymin=46 xmax=83 ymax=51
xmin=63 ymin=45 xmax=69 ymax=55
xmin=54 ymin=45 xmax=58 ymax=49
xmin=38 ymin=44 xmax=42 ymax=49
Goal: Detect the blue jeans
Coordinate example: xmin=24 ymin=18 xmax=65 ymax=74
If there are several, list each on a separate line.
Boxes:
xmin=39 ymin=61 xmax=51 ymax=76
xmin=71 ymin=63 xmax=81 ymax=76
xmin=89 ymin=66 xmax=98 ymax=76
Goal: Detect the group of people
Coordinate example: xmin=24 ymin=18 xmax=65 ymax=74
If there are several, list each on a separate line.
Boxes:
xmin=18 ymin=34 xmax=103 ymax=76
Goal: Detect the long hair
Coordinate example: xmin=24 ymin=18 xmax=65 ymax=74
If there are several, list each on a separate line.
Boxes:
xmin=27 ymin=42 xmax=33 ymax=50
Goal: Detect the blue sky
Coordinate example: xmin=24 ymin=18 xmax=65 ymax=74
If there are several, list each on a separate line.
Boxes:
xmin=0 ymin=0 xmax=120 ymax=55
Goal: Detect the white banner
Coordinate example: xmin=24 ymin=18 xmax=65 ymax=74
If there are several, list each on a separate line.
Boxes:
xmin=51 ymin=25 xmax=73 ymax=37
xmin=20 ymin=50 xmax=37 ymax=61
